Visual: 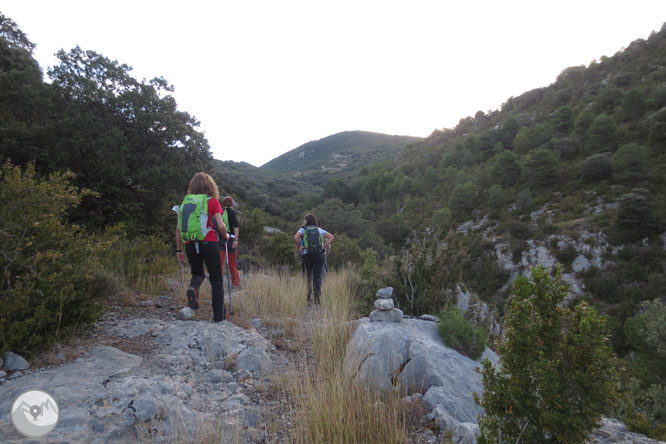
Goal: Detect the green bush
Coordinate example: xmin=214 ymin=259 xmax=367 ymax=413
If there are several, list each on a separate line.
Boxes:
xmin=325 ymin=232 xmax=363 ymax=270
xmin=437 ymin=307 xmax=486 ymax=360
xmin=477 ymin=266 xmax=620 ymax=444
xmin=0 ymin=162 xmax=106 ymax=356
xmin=389 ymin=231 xmax=466 ymax=316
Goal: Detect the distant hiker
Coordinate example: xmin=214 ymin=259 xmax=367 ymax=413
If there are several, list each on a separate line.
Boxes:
xmin=218 ymin=196 xmax=241 ymax=288
xmin=175 ymin=172 xmax=229 ymax=322
xmin=293 ymin=214 xmax=334 ymax=304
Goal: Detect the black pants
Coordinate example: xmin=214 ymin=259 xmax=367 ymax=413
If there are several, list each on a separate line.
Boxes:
xmin=186 ymin=241 xmax=225 ymax=321
xmin=302 ymin=252 xmax=323 ymax=303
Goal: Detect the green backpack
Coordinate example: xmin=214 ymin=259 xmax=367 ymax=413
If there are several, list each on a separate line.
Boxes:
xmin=303 ymin=225 xmax=324 ymax=255
xmin=177 ymin=194 xmax=211 ymax=241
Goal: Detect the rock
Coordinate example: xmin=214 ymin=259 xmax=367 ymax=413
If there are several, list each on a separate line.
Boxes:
xmin=251 ymin=318 xmax=264 ymax=329
xmin=103 ymin=318 xmax=165 ymax=338
xmin=0 ymin=318 xmax=274 ymax=444
xmin=453 ymin=422 xmax=479 ymax=444
xmin=457 ymin=287 xmax=471 ymax=312
xmin=207 ymin=369 xmax=234 ymax=384
xmin=233 ymin=343 xmax=274 ymax=375
xmin=178 ymin=307 xmax=195 ymax=320
xmin=132 ymin=396 xmax=158 ymax=422
xmin=376 ymin=287 xmax=394 ymax=299
xmin=374 ymin=298 xmax=395 ymax=310
xmin=344 ymin=318 xmax=498 ymax=435
xmin=572 ymin=255 xmax=592 ymax=273
xmin=369 ymin=308 xmax=403 ymax=322
xmin=588 ymin=417 xmax=665 ymax=444
xmin=2 ymin=352 xmax=29 ymax=371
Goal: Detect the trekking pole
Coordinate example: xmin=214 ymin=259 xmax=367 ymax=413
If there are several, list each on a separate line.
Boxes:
xmin=225 ymin=245 xmax=233 ymax=315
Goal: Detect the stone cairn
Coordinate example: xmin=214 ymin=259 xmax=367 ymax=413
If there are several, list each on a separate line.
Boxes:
xmin=369 ymin=287 xmax=403 ymax=322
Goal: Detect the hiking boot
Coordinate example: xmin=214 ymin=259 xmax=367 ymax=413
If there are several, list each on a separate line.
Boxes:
xmin=186 ymin=287 xmax=199 ymax=310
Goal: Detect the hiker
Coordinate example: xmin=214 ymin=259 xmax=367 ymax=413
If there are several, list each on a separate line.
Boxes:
xmin=175 ymin=172 xmax=229 ymax=322
xmin=219 ymin=196 xmax=241 ymax=288
xmin=293 ymin=214 xmax=334 ymax=304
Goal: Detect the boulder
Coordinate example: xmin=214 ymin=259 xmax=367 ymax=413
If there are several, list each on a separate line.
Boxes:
xmin=2 ymin=352 xmax=29 ymax=371
xmin=0 ymin=318 xmax=274 ymax=443
xmin=344 ymin=318 xmax=498 ymax=435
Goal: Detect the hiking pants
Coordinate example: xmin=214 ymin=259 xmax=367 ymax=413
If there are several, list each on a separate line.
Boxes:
xmin=302 ymin=252 xmax=324 ymax=304
xmin=220 ymin=248 xmax=241 ymax=287
xmin=186 ymin=241 xmax=225 ymax=321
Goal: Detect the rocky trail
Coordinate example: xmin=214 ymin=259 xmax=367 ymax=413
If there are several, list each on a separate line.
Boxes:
xmin=1 ymin=278 xmax=664 ymax=444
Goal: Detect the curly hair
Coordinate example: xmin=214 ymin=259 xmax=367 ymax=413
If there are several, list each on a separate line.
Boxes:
xmin=187 ymin=172 xmax=219 ymax=199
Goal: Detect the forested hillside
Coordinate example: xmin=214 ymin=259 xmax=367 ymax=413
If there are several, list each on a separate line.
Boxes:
xmin=261 ymin=130 xmax=421 ymax=186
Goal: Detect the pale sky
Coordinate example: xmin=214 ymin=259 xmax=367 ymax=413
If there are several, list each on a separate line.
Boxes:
xmin=3 ymin=2 xmax=666 ymax=167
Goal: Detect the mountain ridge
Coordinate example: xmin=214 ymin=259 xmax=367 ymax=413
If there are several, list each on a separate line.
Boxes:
xmin=260 ymin=130 xmax=421 ymax=186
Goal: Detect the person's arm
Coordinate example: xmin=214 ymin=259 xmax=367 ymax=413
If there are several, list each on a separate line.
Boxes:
xmin=232 ymin=226 xmax=239 ymax=249
xmin=322 ymin=231 xmax=334 ymax=251
xmin=214 ymin=213 xmax=229 ymax=240
xmin=175 ymin=229 xmax=186 ymax=263
xmin=230 ymin=210 xmax=240 ymax=247
xmin=294 ymin=232 xmax=303 ymax=259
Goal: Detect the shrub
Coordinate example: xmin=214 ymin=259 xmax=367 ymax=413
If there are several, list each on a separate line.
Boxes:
xmin=325 ymin=232 xmax=363 ymax=270
xmin=0 ymin=162 xmax=105 ymax=356
xmin=612 ymin=143 xmax=649 ymax=183
xmin=477 ymin=266 xmax=620 ymax=444
xmin=581 ymin=153 xmax=613 ymax=181
xmin=616 ymin=188 xmax=658 ymax=240
xmin=437 ymin=307 xmax=486 ymax=360
xmin=389 ymin=231 xmax=466 ymax=316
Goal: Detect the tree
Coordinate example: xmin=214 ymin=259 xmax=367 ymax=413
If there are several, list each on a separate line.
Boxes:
xmin=612 ymin=143 xmax=648 ymax=183
xmin=586 ymin=114 xmax=617 ymax=154
xmin=552 ymin=105 xmax=574 ymax=133
xmin=449 ymin=182 xmax=480 ymax=215
xmin=493 ymin=150 xmax=521 ymax=186
xmin=45 ymin=46 xmax=213 ymax=233
xmin=620 ymin=89 xmax=647 ymax=121
xmin=521 ymin=148 xmax=560 ymax=189
xmin=581 ymin=153 xmax=612 ymax=181
xmin=477 ymin=266 xmax=620 ymax=444
xmin=513 ymin=127 xmax=531 ymax=154
xmin=616 ymin=188 xmax=658 ymax=240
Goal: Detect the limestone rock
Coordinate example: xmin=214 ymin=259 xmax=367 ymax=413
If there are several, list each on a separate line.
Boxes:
xmin=344 ymin=318 xmax=498 ymax=436
xmin=572 ymin=254 xmax=592 ymax=273
xmin=374 ymin=298 xmax=395 ymax=310
xmin=2 ymin=352 xmax=29 ymax=371
xmin=178 ymin=307 xmax=195 ymax=320
xmin=0 ymin=318 xmax=274 ymax=444
xmin=369 ymin=308 xmax=403 ymax=322
xmin=376 ymin=287 xmax=394 ymax=299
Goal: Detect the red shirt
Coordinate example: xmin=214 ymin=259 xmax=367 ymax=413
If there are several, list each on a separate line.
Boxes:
xmin=185 ymin=196 xmax=222 ymax=244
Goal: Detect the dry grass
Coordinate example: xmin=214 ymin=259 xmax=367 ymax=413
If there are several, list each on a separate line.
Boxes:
xmin=256 ymin=268 xmax=411 ymax=443
xmin=163 ymin=266 xmax=415 ymax=443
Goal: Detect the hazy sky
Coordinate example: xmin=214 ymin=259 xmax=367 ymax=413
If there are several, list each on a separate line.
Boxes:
xmin=3 ymin=2 xmax=666 ymax=167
